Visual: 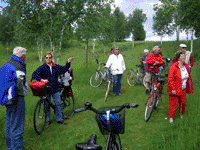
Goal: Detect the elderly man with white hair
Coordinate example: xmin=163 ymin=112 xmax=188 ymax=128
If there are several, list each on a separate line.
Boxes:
xmin=172 ymin=44 xmax=194 ymax=69
xmin=144 ymin=46 xmax=164 ymax=95
xmin=0 ymin=46 xmax=28 ymax=149
xmin=140 ymin=49 xmax=149 ymax=76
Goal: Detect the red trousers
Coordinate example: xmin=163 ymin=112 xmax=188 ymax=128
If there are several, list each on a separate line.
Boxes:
xmin=168 ymin=89 xmax=186 ymax=118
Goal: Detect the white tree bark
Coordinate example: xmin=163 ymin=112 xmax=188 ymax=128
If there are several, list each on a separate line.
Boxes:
xmin=35 ymin=35 xmax=43 ymax=63
xmin=186 ymin=30 xmax=189 ymax=43
xmin=57 ymin=25 xmax=65 ymax=64
xmin=93 ymin=40 xmax=95 ymax=53
xmin=132 ymin=38 xmax=134 ymax=47
xmin=191 ymin=28 xmax=194 ymax=53
xmin=176 ymin=25 xmax=180 ymax=44
xmin=160 ymin=35 xmax=163 ymax=45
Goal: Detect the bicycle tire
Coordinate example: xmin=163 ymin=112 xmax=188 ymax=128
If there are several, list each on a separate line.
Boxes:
xmin=106 ymin=133 xmax=122 ymax=150
xmin=90 ymin=71 xmax=103 ymax=88
xmin=127 ymin=70 xmax=137 ymax=86
xmin=61 ymin=94 xmax=75 ymax=119
xmin=144 ymin=92 xmax=156 ymax=122
xmin=105 ymin=80 xmax=111 ymax=101
xmin=33 ymin=100 xmax=47 ymax=135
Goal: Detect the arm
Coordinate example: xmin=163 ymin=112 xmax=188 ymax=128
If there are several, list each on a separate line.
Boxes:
xmin=105 ymin=55 xmax=112 ymax=68
xmin=32 ymin=66 xmax=43 ymax=81
xmin=190 ymin=54 xmax=194 ymax=67
xmin=167 ymin=65 xmax=176 ymax=94
xmin=58 ymin=61 xmax=71 ymax=75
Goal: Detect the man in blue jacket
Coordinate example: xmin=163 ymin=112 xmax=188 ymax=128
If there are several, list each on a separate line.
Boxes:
xmin=32 ymin=52 xmax=73 ymax=125
xmin=1 ymin=47 xmax=28 ymax=150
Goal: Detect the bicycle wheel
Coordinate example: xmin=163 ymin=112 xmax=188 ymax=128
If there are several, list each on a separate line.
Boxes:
xmin=127 ymin=70 xmax=137 ymax=86
xmin=144 ymin=92 xmax=156 ymax=122
xmin=143 ymin=75 xmax=147 ymax=88
xmin=61 ymin=94 xmax=75 ymax=119
xmin=106 ymin=133 xmax=122 ymax=150
xmin=105 ymin=80 xmax=111 ymax=101
xmin=90 ymin=71 xmax=103 ymax=88
xmin=34 ymin=100 xmax=47 ymax=135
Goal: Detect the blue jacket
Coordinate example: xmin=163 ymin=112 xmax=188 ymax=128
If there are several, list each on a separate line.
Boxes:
xmin=0 ymin=55 xmax=27 ymax=106
xmin=32 ymin=61 xmax=70 ymax=94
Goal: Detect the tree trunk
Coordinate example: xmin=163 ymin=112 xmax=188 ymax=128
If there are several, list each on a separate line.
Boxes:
xmin=36 ymin=35 xmax=42 ymax=63
xmin=176 ymin=25 xmax=180 ymax=45
xmin=186 ymin=30 xmax=189 ymax=43
xmin=104 ymin=46 xmax=105 ymax=54
xmin=160 ymin=35 xmax=163 ymax=45
xmin=93 ymin=40 xmax=95 ymax=53
xmin=57 ymin=25 xmax=65 ymax=64
xmin=191 ymin=28 xmax=194 ymax=53
xmin=132 ymin=38 xmax=134 ymax=47
xmin=86 ymin=39 xmax=89 ymax=68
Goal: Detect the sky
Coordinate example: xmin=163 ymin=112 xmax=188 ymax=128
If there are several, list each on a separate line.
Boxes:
xmin=0 ymin=0 xmax=196 ymax=41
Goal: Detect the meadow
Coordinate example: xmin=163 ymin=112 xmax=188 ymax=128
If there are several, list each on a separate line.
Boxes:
xmin=0 ymin=40 xmax=200 ymax=150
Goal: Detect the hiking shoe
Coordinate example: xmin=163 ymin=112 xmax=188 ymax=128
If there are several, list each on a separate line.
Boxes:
xmin=113 ymin=94 xmax=117 ymax=97
xmin=118 ymin=93 xmax=122 ymax=96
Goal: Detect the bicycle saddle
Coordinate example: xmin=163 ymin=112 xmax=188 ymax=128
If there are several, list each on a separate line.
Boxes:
xmin=158 ymin=78 xmax=165 ymax=83
xmin=76 ymin=143 xmax=102 ymax=150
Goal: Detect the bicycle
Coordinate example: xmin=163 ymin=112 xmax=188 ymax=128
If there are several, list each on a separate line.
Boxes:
xmin=105 ymin=67 xmax=113 ymax=101
xmin=90 ymin=59 xmax=109 ymax=88
xmin=127 ymin=65 xmax=146 ymax=87
xmin=32 ymin=77 xmax=84 ymax=135
xmin=76 ymin=102 xmax=139 ymax=150
xmin=144 ymin=70 xmax=167 ymax=122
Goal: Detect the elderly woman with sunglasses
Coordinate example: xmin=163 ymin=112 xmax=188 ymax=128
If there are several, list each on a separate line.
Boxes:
xmin=167 ymin=51 xmax=194 ymax=125
xmin=32 ymin=52 xmax=73 ymax=125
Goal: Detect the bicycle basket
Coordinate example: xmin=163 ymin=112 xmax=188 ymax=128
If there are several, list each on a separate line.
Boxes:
xmin=29 ymin=81 xmax=46 ymax=96
xmin=95 ymin=106 xmax=125 ymax=135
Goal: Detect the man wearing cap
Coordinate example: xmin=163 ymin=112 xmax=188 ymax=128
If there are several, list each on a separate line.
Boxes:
xmin=172 ymin=44 xmax=194 ymax=69
xmin=2 ymin=47 xmax=28 ymax=149
xmin=140 ymin=49 xmax=149 ymax=76
xmin=144 ymin=45 xmax=164 ymax=94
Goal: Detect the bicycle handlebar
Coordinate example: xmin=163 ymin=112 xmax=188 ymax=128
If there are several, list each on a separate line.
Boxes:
xmin=146 ymin=70 xmax=168 ymax=78
xmin=84 ymin=102 xmax=139 ymax=114
xmin=96 ymin=59 xmax=105 ymax=66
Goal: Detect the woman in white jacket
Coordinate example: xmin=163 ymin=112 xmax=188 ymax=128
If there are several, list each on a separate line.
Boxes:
xmin=105 ymin=46 xmax=126 ymax=96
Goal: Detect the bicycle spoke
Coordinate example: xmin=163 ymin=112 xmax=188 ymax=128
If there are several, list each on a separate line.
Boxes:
xmin=34 ymin=100 xmax=46 ymax=135
xmin=144 ymin=92 xmax=156 ymax=122
xmin=90 ymin=72 xmax=103 ymax=87
xmin=61 ymin=95 xmax=75 ymax=119
xmin=127 ymin=70 xmax=137 ymax=86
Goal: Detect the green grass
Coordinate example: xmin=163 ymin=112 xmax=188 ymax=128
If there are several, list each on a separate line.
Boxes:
xmin=0 ymin=40 xmax=200 ymax=149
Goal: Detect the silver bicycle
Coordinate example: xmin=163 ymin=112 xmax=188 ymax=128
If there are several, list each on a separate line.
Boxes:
xmin=127 ymin=65 xmax=146 ymax=87
xmin=90 ymin=59 xmax=109 ymax=88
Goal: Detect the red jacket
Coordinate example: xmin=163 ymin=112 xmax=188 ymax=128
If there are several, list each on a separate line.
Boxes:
xmin=167 ymin=62 xmax=194 ymax=96
xmin=172 ymin=53 xmax=194 ymax=67
xmin=145 ymin=52 xmax=164 ymax=73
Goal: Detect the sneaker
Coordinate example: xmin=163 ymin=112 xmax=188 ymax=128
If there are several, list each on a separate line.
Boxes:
xmin=113 ymin=94 xmax=117 ymax=97
xmin=46 ymin=121 xmax=51 ymax=125
xmin=118 ymin=93 xmax=122 ymax=96
xmin=57 ymin=121 xmax=67 ymax=125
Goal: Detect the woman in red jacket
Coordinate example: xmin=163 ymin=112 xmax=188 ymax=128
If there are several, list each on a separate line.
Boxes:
xmin=167 ymin=51 xmax=194 ymax=124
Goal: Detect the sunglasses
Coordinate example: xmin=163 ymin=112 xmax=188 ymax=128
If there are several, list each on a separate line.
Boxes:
xmin=45 ymin=57 xmax=52 ymax=59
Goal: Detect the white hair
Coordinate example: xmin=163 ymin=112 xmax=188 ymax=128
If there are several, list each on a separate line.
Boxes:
xmin=144 ymin=49 xmax=149 ymax=53
xmin=153 ymin=46 xmax=159 ymax=51
xmin=13 ymin=46 xmax=27 ymax=57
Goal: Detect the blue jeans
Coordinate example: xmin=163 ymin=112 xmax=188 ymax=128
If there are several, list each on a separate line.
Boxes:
xmin=5 ymin=96 xmax=25 ymax=150
xmin=113 ymin=74 xmax=123 ymax=94
xmin=46 ymin=92 xmax=63 ymax=122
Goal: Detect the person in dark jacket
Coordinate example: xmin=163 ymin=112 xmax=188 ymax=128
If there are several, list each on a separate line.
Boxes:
xmin=32 ymin=52 xmax=73 ymax=125
xmin=140 ymin=49 xmax=149 ymax=76
xmin=3 ymin=46 xmax=28 ymax=150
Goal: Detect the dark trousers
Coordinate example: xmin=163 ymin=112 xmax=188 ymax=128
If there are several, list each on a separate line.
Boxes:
xmin=5 ymin=96 xmax=25 ymax=150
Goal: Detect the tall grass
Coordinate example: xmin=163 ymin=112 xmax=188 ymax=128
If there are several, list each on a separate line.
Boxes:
xmin=0 ymin=40 xmax=200 ymax=149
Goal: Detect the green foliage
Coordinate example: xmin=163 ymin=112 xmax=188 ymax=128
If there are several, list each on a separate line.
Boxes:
xmin=178 ymin=0 xmax=200 ymax=38
xmin=127 ymin=8 xmax=147 ymax=41
xmin=113 ymin=7 xmax=129 ymax=41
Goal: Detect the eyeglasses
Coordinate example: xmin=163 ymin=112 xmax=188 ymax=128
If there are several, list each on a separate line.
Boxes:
xmin=45 ymin=57 xmax=52 ymax=59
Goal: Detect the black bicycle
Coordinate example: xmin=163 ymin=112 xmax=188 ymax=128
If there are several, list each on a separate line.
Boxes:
xmin=76 ymin=102 xmax=139 ymax=150
xmin=32 ymin=76 xmax=84 ymax=135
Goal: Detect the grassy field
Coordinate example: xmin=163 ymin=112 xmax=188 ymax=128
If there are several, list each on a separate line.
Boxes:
xmin=0 ymin=40 xmax=200 ymax=150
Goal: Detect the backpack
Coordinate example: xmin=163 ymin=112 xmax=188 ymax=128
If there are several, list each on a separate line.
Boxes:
xmin=0 ymin=63 xmax=17 ymax=106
